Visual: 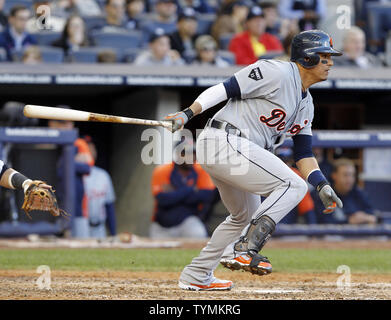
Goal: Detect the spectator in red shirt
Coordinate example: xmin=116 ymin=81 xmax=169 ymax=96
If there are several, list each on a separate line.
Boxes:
xmin=228 ymin=5 xmax=283 ymax=65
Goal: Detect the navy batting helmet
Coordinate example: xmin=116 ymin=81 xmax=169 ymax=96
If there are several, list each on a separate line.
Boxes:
xmin=290 ymin=30 xmax=342 ymax=68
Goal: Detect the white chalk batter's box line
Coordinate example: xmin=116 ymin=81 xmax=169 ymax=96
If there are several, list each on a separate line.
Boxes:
xmin=237 ymin=283 xmax=391 ymax=294
xmin=237 ymin=289 xmax=304 ymax=294
xmin=319 ymin=282 xmax=391 ymax=289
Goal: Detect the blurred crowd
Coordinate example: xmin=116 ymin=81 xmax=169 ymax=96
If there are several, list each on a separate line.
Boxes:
xmin=47 ymin=114 xmax=117 ymax=239
xmin=150 ymin=136 xmax=385 ymax=240
xmin=0 ymin=0 xmax=389 ymax=66
xmin=0 ymin=101 xmax=117 ymax=239
xmin=0 ymin=0 xmax=390 ymax=239
xmin=0 ymin=101 xmax=385 ymax=239
xmin=274 ymin=147 xmax=380 ymax=226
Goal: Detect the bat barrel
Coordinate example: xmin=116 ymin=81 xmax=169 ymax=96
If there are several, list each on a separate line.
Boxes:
xmin=24 ymin=105 xmax=172 ymax=129
xmin=24 ymin=105 xmax=90 ymax=121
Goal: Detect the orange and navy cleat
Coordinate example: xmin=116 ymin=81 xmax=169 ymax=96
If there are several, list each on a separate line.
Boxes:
xmin=220 ymin=254 xmax=272 ymax=276
xmin=178 ymin=278 xmax=234 ymax=291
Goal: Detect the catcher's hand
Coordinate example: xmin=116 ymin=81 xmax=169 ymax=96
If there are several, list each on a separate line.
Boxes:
xmin=21 ymin=180 xmax=70 ymax=219
xmin=318 ymin=184 xmax=343 ymax=214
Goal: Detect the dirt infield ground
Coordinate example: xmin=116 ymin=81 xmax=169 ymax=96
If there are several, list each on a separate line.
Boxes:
xmin=0 ymin=240 xmax=390 ymax=300
xmin=0 ymin=270 xmax=390 ymax=300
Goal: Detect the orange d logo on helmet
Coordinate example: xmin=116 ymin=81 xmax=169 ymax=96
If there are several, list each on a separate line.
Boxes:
xmin=330 ymin=37 xmax=333 ymax=47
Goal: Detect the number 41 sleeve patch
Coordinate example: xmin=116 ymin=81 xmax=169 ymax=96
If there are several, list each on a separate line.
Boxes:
xmin=248 ymin=67 xmax=263 ymax=81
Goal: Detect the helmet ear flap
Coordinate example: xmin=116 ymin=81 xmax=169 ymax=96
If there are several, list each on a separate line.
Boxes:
xmin=300 ymin=52 xmax=320 ymax=68
xmin=308 ymin=52 xmax=320 ymax=67
xmin=312 ymin=53 xmax=320 ymax=66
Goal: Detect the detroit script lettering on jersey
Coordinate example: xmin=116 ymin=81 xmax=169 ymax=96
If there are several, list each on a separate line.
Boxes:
xmin=260 ymin=108 xmax=308 ymax=135
xmin=212 ymin=59 xmax=315 ymax=148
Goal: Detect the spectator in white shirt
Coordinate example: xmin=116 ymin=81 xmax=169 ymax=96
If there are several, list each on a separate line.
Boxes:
xmin=334 ymin=26 xmax=383 ymax=68
xmin=134 ymin=27 xmax=184 ymax=66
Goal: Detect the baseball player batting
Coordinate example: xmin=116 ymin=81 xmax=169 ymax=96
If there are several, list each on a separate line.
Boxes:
xmin=164 ymin=29 xmax=344 ymax=291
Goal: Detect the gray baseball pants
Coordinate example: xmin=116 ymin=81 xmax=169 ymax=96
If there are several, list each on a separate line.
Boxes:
xmin=179 ymin=127 xmax=308 ymax=285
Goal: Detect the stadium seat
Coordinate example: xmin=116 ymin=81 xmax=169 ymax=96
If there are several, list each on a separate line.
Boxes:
xmin=33 ymin=31 xmax=62 ymax=46
xmin=70 ymin=47 xmax=122 ymax=63
xmin=218 ymin=50 xmax=235 ymax=65
xmin=196 ymin=13 xmax=215 ymax=35
xmin=74 ymin=0 xmax=102 ymax=17
xmin=183 ymin=50 xmax=234 ymax=65
xmin=219 ymin=33 xmax=234 ymax=50
xmin=182 ymin=49 xmax=197 ymax=64
xmin=83 ymin=15 xmax=107 ymax=32
xmin=259 ymin=50 xmax=284 ymax=60
xmin=367 ymin=3 xmax=391 ymax=53
xmin=3 ymin=0 xmax=33 ymax=15
xmin=69 ymin=47 xmax=101 ymax=63
xmin=364 ymin=181 xmax=391 ymax=212
xmin=137 ymin=13 xmax=160 ymax=35
xmin=92 ymin=30 xmax=142 ymax=50
xmin=122 ymin=48 xmax=142 ymax=63
xmin=140 ymin=21 xmax=177 ymax=46
xmin=13 ymin=46 xmax=64 ymax=63
xmin=38 ymin=46 xmax=64 ymax=63
xmin=95 ymin=0 xmax=105 ymax=9
xmin=0 ymin=48 xmax=7 ymax=62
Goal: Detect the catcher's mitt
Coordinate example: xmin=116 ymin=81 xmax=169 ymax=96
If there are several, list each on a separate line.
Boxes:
xmin=21 ymin=180 xmax=70 ymax=219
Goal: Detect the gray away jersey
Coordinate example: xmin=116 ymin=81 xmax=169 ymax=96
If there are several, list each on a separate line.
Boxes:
xmin=213 ymin=60 xmax=314 ymax=151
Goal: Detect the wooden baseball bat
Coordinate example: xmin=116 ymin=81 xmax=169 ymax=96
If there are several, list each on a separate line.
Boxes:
xmin=23 ymin=105 xmax=172 ymax=129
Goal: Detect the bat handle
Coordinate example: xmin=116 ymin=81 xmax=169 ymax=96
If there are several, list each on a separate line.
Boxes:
xmin=161 ymin=120 xmax=173 ymax=130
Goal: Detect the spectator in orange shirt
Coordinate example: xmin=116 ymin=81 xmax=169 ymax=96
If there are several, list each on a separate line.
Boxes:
xmin=150 ymin=137 xmax=218 ymax=238
xmin=276 ymin=147 xmax=317 ymax=224
xmin=228 ymin=5 xmax=283 ymax=65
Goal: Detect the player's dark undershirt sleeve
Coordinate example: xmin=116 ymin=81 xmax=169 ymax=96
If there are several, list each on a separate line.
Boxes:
xmin=292 ymin=134 xmax=313 ymax=162
xmin=156 ymin=187 xmax=194 ymax=207
xmin=105 ymin=202 xmax=117 ymax=236
xmin=223 ymin=76 xmax=241 ymax=99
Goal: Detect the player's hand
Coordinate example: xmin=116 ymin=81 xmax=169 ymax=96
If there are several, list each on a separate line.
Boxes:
xmin=164 ymin=111 xmax=189 ymax=132
xmin=318 ymin=184 xmax=343 ymax=214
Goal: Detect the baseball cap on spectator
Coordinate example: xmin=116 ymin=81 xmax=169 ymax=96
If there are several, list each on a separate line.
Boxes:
xmin=246 ymin=6 xmax=264 ymax=20
xmin=195 ymin=35 xmax=217 ymax=52
xmin=149 ymin=27 xmax=168 ymax=42
xmin=178 ymin=7 xmax=197 ymax=21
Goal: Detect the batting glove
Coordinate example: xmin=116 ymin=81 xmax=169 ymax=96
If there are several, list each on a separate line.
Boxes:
xmin=317 ymin=183 xmax=343 ymax=214
xmin=164 ymin=108 xmax=194 ymax=132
